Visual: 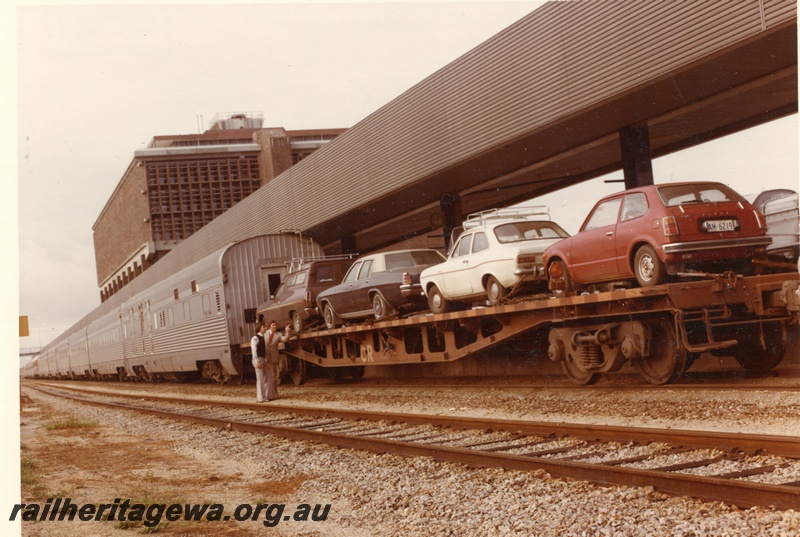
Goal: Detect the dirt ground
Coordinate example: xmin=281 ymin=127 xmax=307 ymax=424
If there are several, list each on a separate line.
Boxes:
xmin=17 ymin=392 xmax=309 ymax=536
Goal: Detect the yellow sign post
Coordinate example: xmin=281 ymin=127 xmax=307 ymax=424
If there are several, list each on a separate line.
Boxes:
xmin=19 ymin=316 xmax=29 ymax=337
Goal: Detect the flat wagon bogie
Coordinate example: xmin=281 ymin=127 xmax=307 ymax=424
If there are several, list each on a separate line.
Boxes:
xmin=284 ymin=272 xmax=800 ymax=385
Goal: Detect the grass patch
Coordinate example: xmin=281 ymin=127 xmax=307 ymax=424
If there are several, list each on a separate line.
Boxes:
xmin=138 ymin=522 xmax=169 ymax=534
xmin=21 ymin=458 xmax=37 ymax=485
xmin=44 ymin=415 xmax=99 ymax=430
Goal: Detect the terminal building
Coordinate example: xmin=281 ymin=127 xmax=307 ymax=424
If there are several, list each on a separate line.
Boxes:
xmin=92 ymin=112 xmax=344 ymax=302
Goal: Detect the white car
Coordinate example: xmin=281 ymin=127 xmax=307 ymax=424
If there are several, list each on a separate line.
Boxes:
xmin=420 ymin=207 xmax=570 ymax=312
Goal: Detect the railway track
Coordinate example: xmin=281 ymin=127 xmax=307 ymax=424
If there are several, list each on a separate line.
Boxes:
xmin=27 ymin=382 xmax=800 ymax=511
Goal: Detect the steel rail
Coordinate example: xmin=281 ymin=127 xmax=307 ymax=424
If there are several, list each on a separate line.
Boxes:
xmin=30 ymin=382 xmax=800 ymax=457
xmin=27 ymin=384 xmax=800 ymax=510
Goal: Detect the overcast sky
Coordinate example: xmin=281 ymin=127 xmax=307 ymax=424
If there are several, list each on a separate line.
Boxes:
xmin=7 ymin=1 xmax=799 ymax=355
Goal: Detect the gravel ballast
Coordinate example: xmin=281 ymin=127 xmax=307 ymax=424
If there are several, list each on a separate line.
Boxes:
xmin=16 ymin=381 xmax=800 ymax=536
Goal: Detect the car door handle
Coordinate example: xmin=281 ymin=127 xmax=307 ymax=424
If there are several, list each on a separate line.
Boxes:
xmin=606 ymin=232 xmax=613 ymax=237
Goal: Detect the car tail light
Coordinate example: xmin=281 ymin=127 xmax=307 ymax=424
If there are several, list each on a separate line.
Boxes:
xmin=662 ymin=216 xmax=679 ymax=237
xmin=516 ymin=254 xmax=538 ymax=265
xmin=305 ymin=291 xmax=312 ymax=307
xmin=548 ymin=261 xmax=564 ymax=279
xmin=753 ymin=209 xmax=766 ymax=230
xmin=402 ymin=272 xmax=412 ymax=286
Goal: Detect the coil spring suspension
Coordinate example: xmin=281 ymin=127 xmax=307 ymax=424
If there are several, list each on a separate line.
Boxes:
xmin=578 ymin=345 xmax=603 ymax=369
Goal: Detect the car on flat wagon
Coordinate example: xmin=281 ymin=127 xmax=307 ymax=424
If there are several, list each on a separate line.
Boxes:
xmin=747 ymin=188 xmax=799 ymax=262
xmin=316 ymin=249 xmax=446 ymax=329
xmin=256 ymin=256 xmax=355 ymax=332
xmin=544 ymin=181 xmax=772 ymax=293
xmin=420 ymin=207 xmax=570 ymax=313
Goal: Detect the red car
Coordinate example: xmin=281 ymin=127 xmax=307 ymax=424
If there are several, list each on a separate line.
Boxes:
xmin=544 ymin=182 xmax=771 ymax=292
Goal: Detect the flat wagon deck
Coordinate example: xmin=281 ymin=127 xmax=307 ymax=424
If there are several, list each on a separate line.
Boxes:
xmin=284 ymin=272 xmax=800 ymax=385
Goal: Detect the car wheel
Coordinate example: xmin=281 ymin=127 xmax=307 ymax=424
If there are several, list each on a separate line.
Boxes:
xmin=634 ymin=244 xmax=666 ymax=287
xmin=486 ymin=276 xmax=506 ymax=306
xmin=322 ymin=303 xmax=338 ymax=330
xmin=428 ymin=285 xmax=451 ymax=314
xmin=372 ymin=293 xmax=390 ymax=321
xmin=291 ymin=311 xmax=304 ymax=332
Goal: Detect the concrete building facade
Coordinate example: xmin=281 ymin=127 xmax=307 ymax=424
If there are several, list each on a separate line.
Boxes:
xmin=93 ymin=112 xmax=344 ymax=301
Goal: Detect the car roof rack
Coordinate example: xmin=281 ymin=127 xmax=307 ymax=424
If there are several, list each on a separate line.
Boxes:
xmin=288 ymin=254 xmax=357 ymax=273
xmin=463 ymin=206 xmax=551 ymax=229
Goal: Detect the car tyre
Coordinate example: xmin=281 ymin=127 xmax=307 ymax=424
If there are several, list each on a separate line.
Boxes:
xmin=372 ymin=293 xmax=390 ymax=321
xmin=549 ymin=259 xmax=574 ymax=298
xmin=322 ymin=303 xmax=339 ymax=330
xmin=291 ymin=311 xmax=304 ymax=333
xmin=486 ymin=276 xmax=506 ymax=306
xmin=634 ymin=244 xmax=666 ymax=287
xmin=428 ymin=285 xmax=452 ymax=314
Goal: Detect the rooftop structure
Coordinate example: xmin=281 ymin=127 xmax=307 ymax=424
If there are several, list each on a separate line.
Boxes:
xmin=92 ymin=112 xmax=345 ymax=301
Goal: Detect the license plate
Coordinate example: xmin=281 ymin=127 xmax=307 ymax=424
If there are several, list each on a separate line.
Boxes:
xmin=704 ymin=219 xmax=736 ymax=232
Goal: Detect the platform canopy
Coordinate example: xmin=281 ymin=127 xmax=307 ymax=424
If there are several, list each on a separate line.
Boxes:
xmin=170 ymin=1 xmax=797 ymax=264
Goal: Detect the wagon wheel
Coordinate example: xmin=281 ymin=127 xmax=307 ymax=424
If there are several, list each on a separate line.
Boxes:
xmin=348 ymin=366 xmax=365 ymax=380
xmin=486 ymin=276 xmax=507 ymax=306
xmin=732 ymin=322 xmax=787 ymax=373
xmin=683 ymin=352 xmax=702 ymax=371
xmin=561 ymin=353 xmax=600 ymax=385
xmin=135 ymin=366 xmax=151 ymax=382
xmin=288 ymin=357 xmax=306 ymax=385
xmin=635 ymin=316 xmax=686 ymax=384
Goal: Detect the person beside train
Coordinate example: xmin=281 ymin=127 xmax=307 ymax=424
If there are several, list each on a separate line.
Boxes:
xmin=250 ymin=323 xmax=269 ymax=402
xmin=250 ymin=321 xmax=291 ymax=402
